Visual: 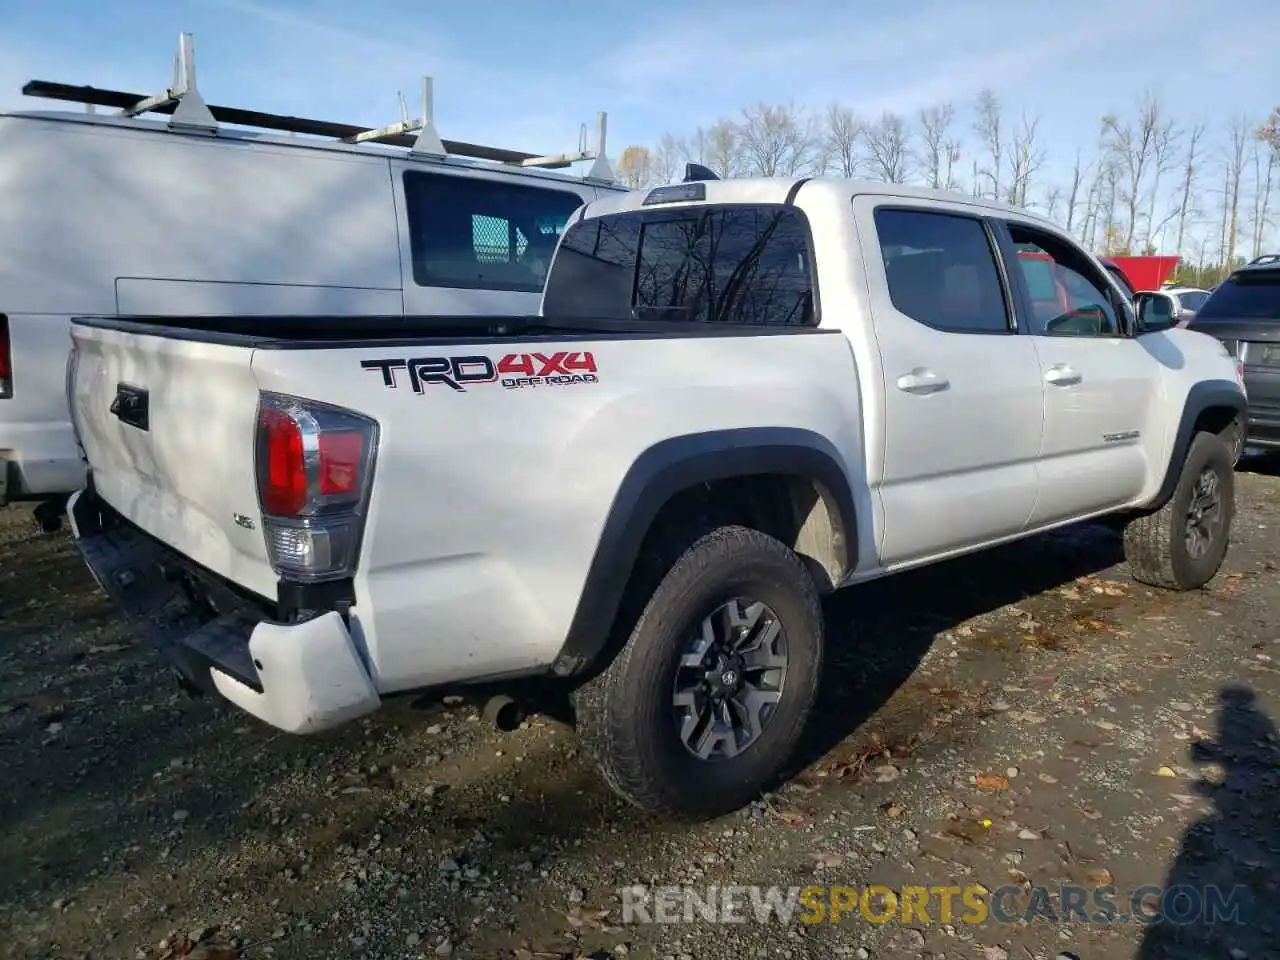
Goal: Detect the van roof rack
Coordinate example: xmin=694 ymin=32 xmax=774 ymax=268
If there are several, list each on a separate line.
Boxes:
xmin=19 ymin=31 xmax=615 ymax=183
xmin=1249 ymin=253 xmax=1280 ymax=266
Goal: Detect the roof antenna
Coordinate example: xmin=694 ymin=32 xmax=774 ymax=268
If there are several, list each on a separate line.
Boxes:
xmin=683 ymin=163 xmax=720 ymax=183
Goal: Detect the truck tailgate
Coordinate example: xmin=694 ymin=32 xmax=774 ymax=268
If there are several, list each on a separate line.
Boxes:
xmin=69 ymin=322 xmax=276 ymax=598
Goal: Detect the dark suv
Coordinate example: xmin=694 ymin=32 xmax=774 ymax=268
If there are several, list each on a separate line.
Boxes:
xmin=1186 ymin=261 xmax=1280 ymax=452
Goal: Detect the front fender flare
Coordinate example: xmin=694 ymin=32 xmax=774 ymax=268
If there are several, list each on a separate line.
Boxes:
xmin=1150 ymin=379 xmax=1246 ymax=509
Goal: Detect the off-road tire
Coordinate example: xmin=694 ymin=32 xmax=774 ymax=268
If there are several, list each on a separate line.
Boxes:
xmin=573 ymin=524 xmax=824 ymax=821
xmin=1124 ymin=431 xmax=1234 ymax=590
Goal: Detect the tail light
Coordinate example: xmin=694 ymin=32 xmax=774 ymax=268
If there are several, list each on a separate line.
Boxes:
xmin=0 ymin=315 xmax=12 ymax=399
xmin=253 ymin=392 xmax=378 ymax=583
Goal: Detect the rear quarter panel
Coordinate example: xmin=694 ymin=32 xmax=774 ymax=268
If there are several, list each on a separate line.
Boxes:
xmin=249 ymin=331 xmax=865 ymax=692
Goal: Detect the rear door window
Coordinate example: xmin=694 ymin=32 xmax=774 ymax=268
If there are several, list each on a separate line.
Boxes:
xmin=873 ymin=208 xmax=1012 ymax=334
xmin=544 ymin=204 xmax=816 ymax=326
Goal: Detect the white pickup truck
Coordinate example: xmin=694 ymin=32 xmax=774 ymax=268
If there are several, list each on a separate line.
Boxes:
xmin=66 ymin=173 xmax=1247 ymax=820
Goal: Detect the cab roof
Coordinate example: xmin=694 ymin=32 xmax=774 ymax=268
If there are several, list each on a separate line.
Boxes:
xmin=581 ymin=175 xmax=1062 ymax=230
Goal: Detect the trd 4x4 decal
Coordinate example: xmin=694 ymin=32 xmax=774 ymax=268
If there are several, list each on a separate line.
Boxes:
xmin=361 ymin=352 xmax=599 ymax=393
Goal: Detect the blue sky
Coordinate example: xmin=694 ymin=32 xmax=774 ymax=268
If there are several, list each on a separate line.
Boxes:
xmin=2 ymin=0 xmax=1277 ymax=246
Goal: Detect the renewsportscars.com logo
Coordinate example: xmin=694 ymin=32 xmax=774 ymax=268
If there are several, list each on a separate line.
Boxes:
xmin=361 ymin=352 xmax=599 ymax=393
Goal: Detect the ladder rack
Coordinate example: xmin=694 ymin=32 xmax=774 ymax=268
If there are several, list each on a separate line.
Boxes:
xmin=19 ymin=32 xmax=615 ymax=182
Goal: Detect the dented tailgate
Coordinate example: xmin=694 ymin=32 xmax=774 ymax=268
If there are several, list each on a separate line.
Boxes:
xmin=68 ymin=321 xmax=278 ymax=599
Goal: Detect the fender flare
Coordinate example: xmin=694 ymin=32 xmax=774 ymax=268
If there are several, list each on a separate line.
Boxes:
xmin=550 ymin=427 xmax=857 ymax=677
xmin=1151 ymin=379 xmax=1246 ymax=508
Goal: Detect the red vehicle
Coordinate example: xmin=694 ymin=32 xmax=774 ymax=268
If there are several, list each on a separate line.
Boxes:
xmin=1101 ymin=255 xmax=1180 ymax=293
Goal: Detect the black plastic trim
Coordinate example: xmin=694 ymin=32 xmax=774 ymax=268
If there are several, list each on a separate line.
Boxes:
xmin=551 ymin=428 xmax=858 ymax=677
xmin=784 ymin=178 xmax=812 ymax=205
xmin=277 ymin=577 xmax=356 ymax=620
xmin=70 ymin=315 xmax=842 ymax=351
xmin=1151 ymin=380 xmax=1247 ymax=508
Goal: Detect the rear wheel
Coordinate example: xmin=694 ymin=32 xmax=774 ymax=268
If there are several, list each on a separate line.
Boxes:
xmin=573 ymin=525 xmax=824 ymax=820
xmin=1124 ymin=431 xmax=1234 ymax=590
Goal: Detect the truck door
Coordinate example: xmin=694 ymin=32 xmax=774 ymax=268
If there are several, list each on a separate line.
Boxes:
xmin=855 ymin=197 xmax=1045 ymax=565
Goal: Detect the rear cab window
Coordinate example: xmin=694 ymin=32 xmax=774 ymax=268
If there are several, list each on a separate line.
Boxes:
xmin=542 ymin=203 xmax=816 ymax=326
xmin=402 ymin=172 xmax=588 ymax=292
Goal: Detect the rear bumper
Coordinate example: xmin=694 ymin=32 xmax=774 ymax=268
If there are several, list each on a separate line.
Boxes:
xmin=0 ymin=420 xmax=88 ymax=505
xmin=1242 ymin=370 xmax=1280 ymax=449
xmin=67 ymin=488 xmax=381 ymax=733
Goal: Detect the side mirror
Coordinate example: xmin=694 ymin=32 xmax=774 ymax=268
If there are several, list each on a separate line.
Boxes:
xmin=1135 ymin=292 xmax=1176 ymax=334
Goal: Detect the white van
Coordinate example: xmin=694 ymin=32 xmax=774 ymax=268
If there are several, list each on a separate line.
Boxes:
xmin=0 ymin=34 xmax=623 ymax=528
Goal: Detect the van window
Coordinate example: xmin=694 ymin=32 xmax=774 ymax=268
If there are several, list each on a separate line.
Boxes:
xmin=543 ymin=204 xmax=815 ymax=326
xmin=403 ymin=172 xmax=586 ymax=292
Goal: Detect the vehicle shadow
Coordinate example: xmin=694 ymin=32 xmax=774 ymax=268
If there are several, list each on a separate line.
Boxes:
xmin=0 ymin=514 xmax=1130 ymax=957
xmin=789 ymin=519 xmax=1125 ymax=774
xmin=1137 ymin=684 xmax=1280 ymax=959
xmin=1236 ymin=449 xmax=1280 ymax=477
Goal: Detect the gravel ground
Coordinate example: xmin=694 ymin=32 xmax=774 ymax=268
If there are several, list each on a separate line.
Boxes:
xmin=3 ymin=456 xmax=1279 ymax=960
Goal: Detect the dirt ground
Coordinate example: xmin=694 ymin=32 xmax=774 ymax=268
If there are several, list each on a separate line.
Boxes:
xmin=3 ymin=456 xmax=1279 ymax=960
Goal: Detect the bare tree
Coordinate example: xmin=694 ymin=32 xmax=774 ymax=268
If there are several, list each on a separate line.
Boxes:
xmin=1143 ymin=116 xmax=1180 ymax=250
xmin=615 ymin=145 xmax=655 ymax=188
xmin=1173 ymin=122 xmax=1206 ymax=257
xmin=1084 ymin=156 xmax=1120 ymax=253
xmin=680 ymin=127 xmax=710 ymax=167
xmin=738 ymin=102 xmax=816 ymax=177
xmin=943 ymin=139 xmax=962 ymax=191
xmin=825 ymin=103 xmax=861 ymax=178
xmin=1044 ymin=186 xmax=1063 ymax=221
xmin=1005 ymin=112 xmax=1045 ymax=208
xmin=1065 ymin=151 xmax=1086 ymax=233
xmin=1222 ymin=115 xmax=1251 ymax=267
xmin=1101 ymin=90 xmax=1165 ymax=252
xmin=918 ymin=102 xmax=955 ymax=189
xmin=972 ymin=89 xmax=1003 ymax=200
xmin=705 ymin=120 xmax=740 ymax=179
xmin=652 ymin=133 xmax=683 ymax=185
xmin=862 ymin=112 xmax=913 ymax=183
xmin=1250 ymin=126 xmax=1277 ymax=259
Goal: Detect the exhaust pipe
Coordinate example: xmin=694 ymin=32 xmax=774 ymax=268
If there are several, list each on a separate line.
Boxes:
xmin=483 ymin=694 xmax=526 ymax=731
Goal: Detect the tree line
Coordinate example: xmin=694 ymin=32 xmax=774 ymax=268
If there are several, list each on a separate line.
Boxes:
xmin=614 ymin=92 xmax=1280 ymax=288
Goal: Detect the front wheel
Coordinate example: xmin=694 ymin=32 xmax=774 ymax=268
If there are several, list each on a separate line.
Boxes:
xmin=573 ymin=525 xmax=824 ymax=820
xmin=1123 ymin=430 xmax=1234 ymax=590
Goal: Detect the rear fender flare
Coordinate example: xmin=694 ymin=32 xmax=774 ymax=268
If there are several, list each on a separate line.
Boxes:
xmin=550 ymin=427 xmax=857 ymax=677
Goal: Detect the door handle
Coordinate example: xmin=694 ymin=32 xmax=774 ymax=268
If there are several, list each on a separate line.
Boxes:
xmin=1044 ymin=364 xmax=1081 ymax=386
xmin=896 ymin=368 xmax=950 ymax=394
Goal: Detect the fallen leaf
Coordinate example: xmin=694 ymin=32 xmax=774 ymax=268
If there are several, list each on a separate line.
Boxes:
xmin=565 ymin=906 xmax=610 ymax=930
xmin=1018 ymin=828 xmax=1042 ymax=840
xmin=975 ymin=774 xmax=1009 ymax=791
xmin=1007 ymin=869 xmax=1031 ymax=888
xmin=1157 ymin=766 xmax=1177 ymax=778
xmin=884 ymin=804 xmax=904 ymax=818
xmin=982 ymin=946 xmax=1009 ymax=960
xmin=811 ymin=852 xmax=844 ymax=870
xmin=771 ymin=809 xmax=809 ymax=827
xmin=1009 ymin=711 xmax=1046 ymax=724
xmin=1086 ymin=866 xmax=1114 ymax=885
xmin=1095 ymin=720 xmax=1119 ymax=731
xmin=1037 ymin=773 xmax=1059 ymax=784
xmin=873 ymin=764 xmax=902 ymax=783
